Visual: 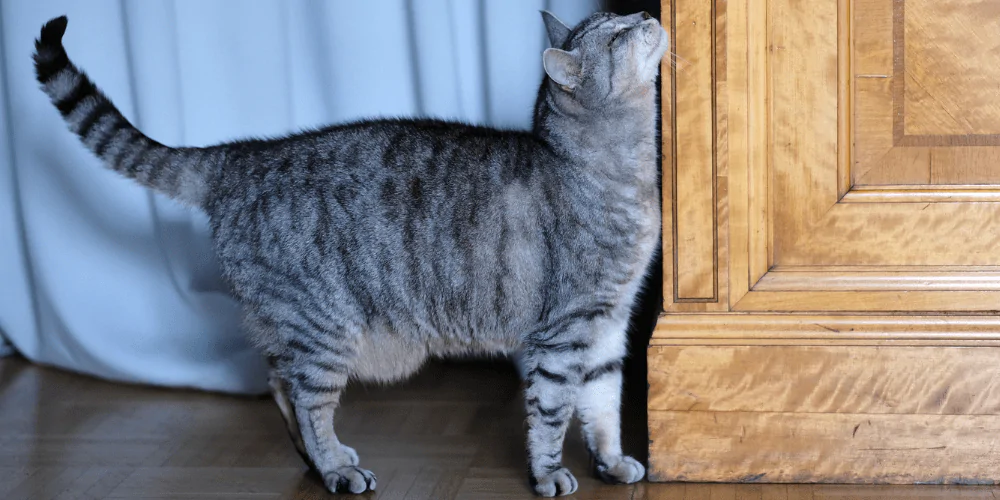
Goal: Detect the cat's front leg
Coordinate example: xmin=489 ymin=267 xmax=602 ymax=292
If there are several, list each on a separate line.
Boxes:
xmin=576 ymin=360 xmax=645 ymax=484
xmin=522 ymin=349 xmax=581 ymax=497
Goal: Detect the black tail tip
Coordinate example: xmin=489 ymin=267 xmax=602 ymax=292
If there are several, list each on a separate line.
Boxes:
xmin=39 ymin=16 xmax=68 ymax=48
xmin=34 ymin=16 xmax=70 ymax=83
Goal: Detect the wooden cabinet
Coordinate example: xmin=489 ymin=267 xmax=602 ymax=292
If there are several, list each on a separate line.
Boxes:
xmin=649 ymin=0 xmax=1000 ymax=484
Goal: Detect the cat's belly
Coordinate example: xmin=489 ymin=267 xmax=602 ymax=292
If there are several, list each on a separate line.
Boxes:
xmin=351 ymin=327 xmax=517 ymax=383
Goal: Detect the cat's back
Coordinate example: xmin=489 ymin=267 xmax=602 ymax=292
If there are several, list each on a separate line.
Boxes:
xmin=209 ymin=117 xmax=556 ymax=342
xmin=220 ymin=118 xmax=541 ymax=183
xmin=210 ymin=117 xmax=551 ymax=231
xmin=209 ymin=119 xmax=548 ymax=223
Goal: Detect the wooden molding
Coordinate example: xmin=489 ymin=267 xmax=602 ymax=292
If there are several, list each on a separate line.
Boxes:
xmin=652 ymin=313 xmax=1000 ymax=346
xmin=841 ymin=185 xmax=1000 ymax=203
xmin=754 ymin=270 xmax=1000 ymax=291
xmin=746 ymin=0 xmax=771 ymax=290
xmin=837 ymin=0 xmax=853 ymax=198
xmin=732 ymin=291 xmax=1000 ymax=313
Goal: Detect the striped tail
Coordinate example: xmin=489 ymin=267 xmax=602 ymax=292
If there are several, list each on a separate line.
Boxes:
xmin=33 ymin=16 xmax=221 ymax=209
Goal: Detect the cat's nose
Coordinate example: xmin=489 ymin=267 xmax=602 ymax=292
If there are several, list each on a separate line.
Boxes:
xmin=641 ymin=11 xmax=653 ymax=20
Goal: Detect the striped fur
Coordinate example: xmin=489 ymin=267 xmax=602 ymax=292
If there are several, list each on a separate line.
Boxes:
xmin=34 ymin=11 xmax=668 ymax=497
xmin=34 ymin=16 xmax=221 ymax=208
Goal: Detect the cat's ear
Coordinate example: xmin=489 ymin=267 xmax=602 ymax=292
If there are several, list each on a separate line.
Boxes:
xmin=541 ymin=10 xmax=571 ymax=48
xmin=542 ymin=48 xmax=581 ymax=89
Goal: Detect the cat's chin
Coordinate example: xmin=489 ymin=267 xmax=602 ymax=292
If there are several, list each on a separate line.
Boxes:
xmin=650 ymin=27 xmax=671 ymax=64
xmin=635 ymin=23 xmax=670 ymax=82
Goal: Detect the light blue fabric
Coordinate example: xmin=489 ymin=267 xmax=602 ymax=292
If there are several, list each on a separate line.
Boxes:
xmin=0 ymin=0 xmax=599 ymax=393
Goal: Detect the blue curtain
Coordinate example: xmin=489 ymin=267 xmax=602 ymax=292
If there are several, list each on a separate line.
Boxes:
xmin=0 ymin=0 xmax=599 ymax=393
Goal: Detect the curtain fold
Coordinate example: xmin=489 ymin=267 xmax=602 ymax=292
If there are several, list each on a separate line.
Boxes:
xmin=0 ymin=0 xmax=599 ymax=394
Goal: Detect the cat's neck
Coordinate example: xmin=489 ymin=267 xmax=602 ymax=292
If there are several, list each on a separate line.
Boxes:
xmin=533 ymin=83 xmax=659 ymax=181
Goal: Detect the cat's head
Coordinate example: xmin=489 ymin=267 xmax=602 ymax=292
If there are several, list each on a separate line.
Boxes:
xmin=541 ymin=11 xmax=668 ymax=105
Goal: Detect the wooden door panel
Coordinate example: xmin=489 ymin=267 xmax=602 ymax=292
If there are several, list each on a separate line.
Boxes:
xmin=900 ymin=0 xmax=1000 ymax=139
xmin=662 ymin=0 xmax=730 ymax=310
xmin=662 ymin=0 xmax=1000 ymax=312
xmin=854 ymin=0 xmax=1000 ymax=187
xmin=672 ymin=0 xmax=718 ymax=301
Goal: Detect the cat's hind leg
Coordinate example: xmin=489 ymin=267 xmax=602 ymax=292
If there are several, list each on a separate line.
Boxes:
xmin=267 ymin=367 xmax=315 ymax=470
xmin=576 ymin=360 xmax=644 ymax=484
xmin=569 ymin=316 xmax=644 ymax=485
xmin=269 ymin=327 xmax=374 ymax=494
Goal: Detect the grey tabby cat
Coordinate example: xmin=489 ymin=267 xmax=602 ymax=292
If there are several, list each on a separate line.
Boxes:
xmin=34 ymin=10 xmax=667 ymax=497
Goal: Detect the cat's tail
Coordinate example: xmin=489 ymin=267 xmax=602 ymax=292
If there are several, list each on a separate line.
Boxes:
xmin=34 ymin=16 xmax=220 ymax=209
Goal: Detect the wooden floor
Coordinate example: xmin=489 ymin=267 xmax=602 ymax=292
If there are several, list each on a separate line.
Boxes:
xmin=1 ymin=357 xmax=998 ymax=499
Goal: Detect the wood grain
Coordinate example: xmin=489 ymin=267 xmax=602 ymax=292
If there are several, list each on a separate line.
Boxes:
xmin=654 ymin=0 xmax=1000 ymax=488
xmin=663 ymin=0 xmax=731 ymax=312
xmin=769 ymin=0 xmax=840 ymax=263
xmin=714 ymin=0 xmax=730 ymax=311
xmin=774 ymin=201 xmax=1000 ymax=268
xmin=856 ymin=145 xmax=932 ymax=185
xmin=930 ymin=147 xmax=1000 ymax=185
xmin=664 ymin=0 xmax=1000 ymax=307
xmin=648 ymin=346 xmax=1000 ymax=414
xmin=648 ymin=410 xmax=1000 ymax=484
xmin=3 ymin=358 xmax=997 ymax=498
xmin=642 ymin=484 xmax=1000 ymax=500
xmin=851 ymin=0 xmax=895 ymax=184
xmin=766 ymin=0 xmax=1000 ymax=271
xmin=0 ymin=357 xmax=653 ymax=499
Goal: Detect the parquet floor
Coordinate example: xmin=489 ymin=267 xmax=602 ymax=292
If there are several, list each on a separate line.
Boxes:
xmin=1 ymin=356 xmax=997 ymax=499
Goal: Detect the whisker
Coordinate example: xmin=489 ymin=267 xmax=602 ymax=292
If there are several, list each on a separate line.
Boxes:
xmin=662 ymin=51 xmax=692 ymax=73
xmin=667 ymin=51 xmax=692 ymax=67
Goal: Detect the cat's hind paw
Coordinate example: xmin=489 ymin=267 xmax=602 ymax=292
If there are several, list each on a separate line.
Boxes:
xmin=596 ymin=455 xmax=645 ymax=484
xmin=531 ymin=467 xmax=578 ymax=497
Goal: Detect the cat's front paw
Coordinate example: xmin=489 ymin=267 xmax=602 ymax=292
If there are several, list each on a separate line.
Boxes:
xmin=334 ymin=444 xmax=359 ymax=466
xmin=596 ymin=455 xmax=645 ymax=484
xmin=323 ymin=465 xmax=377 ymax=494
xmin=532 ymin=467 xmax=578 ymax=497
